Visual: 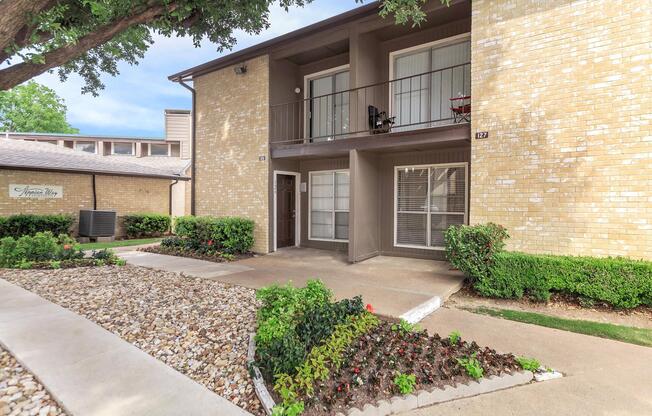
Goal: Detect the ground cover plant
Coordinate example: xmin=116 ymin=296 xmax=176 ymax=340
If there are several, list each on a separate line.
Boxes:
xmin=445 ymin=223 xmax=652 ymax=309
xmin=254 ymin=280 xmax=527 ymax=416
xmin=0 ymin=231 xmax=124 ymax=269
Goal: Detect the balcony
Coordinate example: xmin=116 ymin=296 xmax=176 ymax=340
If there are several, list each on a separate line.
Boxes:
xmin=270 ymin=63 xmax=471 ymax=147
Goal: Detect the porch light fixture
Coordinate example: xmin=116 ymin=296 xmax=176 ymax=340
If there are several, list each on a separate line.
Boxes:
xmin=234 ymin=64 xmax=247 ymax=75
xmin=294 ymin=87 xmax=301 ymax=94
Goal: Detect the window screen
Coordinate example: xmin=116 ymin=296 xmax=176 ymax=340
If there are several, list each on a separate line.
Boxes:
xmin=396 ymin=165 xmax=466 ymax=248
xmin=310 ymin=171 xmax=349 ymax=240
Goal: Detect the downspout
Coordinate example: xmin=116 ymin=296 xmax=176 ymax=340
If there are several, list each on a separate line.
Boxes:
xmin=177 ymin=78 xmax=196 ymax=216
xmin=92 ymin=174 xmax=97 ymax=210
xmin=169 ymin=177 xmax=179 ymax=216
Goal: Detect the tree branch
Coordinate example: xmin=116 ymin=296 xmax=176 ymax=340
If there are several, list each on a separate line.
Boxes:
xmin=0 ymin=0 xmax=56 ymax=55
xmin=0 ymin=4 xmax=169 ymax=90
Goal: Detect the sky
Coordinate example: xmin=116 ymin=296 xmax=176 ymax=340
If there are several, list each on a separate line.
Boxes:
xmin=32 ymin=0 xmax=358 ymax=138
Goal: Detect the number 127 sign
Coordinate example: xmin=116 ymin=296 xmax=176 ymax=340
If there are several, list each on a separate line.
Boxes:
xmin=475 ymin=131 xmax=489 ymax=139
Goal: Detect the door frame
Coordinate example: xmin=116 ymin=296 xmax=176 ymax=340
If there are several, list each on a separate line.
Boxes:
xmin=273 ymin=170 xmax=301 ymax=252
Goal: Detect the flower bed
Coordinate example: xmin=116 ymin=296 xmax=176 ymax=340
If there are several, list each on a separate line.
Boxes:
xmin=253 ymin=281 xmax=533 ymax=416
xmin=141 ymin=243 xmax=253 ymax=263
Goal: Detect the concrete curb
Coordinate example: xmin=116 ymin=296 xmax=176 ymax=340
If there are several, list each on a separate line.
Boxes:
xmin=247 ymin=333 xmax=276 ymax=415
xmin=336 ymin=371 xmax=534 ymax=416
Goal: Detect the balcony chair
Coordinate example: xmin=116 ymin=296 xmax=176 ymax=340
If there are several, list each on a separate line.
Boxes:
xmin=368 ymin=105 xmax=395 ymax=134
xmin=450 ymin=95 xmax=471 ymax=123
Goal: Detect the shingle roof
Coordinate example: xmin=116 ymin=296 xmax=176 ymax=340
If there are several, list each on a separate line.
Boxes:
xmin=0 ymin=139 xmax=190 ymax=180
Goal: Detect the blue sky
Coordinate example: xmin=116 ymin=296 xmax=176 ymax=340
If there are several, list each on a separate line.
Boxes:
xmin=33 ymin=0 xmax=358 ymax=137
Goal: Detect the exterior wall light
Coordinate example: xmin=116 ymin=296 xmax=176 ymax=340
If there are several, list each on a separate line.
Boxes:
xmin=234 ymin=64 xmax=247 ymax=75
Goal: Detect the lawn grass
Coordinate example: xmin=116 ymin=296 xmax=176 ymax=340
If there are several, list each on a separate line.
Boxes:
xmin=80 ymin=237 xmax=162 ymax=250
xmin=467 ymin=306 xmax=652 ymax=348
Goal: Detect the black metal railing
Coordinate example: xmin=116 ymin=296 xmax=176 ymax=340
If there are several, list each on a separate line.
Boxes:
xmin=270 ymin=63 xmax=471 ymax=145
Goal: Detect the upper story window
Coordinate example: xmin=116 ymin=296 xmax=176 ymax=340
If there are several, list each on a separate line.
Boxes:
xmin=112 ymin=142 xmax=134 ymax=155
xmin=149 ymin=143 xmax=169 ymax=156
xmin=391 ymin=35 xmax=471 ymax=130
xmin=75 ymin=141 xmax=96 ymax=153
xmin=305 ymin=66 xmax=350 ymax=142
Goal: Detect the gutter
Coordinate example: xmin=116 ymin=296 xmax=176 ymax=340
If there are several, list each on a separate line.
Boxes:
xmin=177 ymin=78 xmax=197 ymax=215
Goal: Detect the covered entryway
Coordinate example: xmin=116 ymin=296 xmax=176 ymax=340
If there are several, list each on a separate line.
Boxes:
xmin=274 ymin=171 xmax=300 ymax=250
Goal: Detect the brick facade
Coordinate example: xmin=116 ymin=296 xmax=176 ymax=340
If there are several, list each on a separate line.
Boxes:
xmin=193 ymin=55 xmax=270 ymax=253
xmin=0 ymin=169 xmax=171 ymax=236
xmin=471 ymin=0 xmax=652 ymax=259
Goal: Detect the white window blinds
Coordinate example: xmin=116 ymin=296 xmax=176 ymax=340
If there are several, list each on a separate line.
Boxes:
xmin=310 ymin=171 xmax=349 ymax=241
xmin=396 ymin=164 xmax=466 ymax=248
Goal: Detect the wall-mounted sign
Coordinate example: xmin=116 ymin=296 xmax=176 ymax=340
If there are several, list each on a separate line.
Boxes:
xmin=9 ymin=184 xmax=63 ymax=199
xmin=475 ymin=131 xmax=489 ymax=140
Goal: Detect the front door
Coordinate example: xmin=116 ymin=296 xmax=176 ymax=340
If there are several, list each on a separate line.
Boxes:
xmin=276 ymin=174 xmax=296 ymax=248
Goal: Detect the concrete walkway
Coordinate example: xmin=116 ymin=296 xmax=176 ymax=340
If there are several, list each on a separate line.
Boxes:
xmin=0 ymin=279 xmax=250 ymax=416
xmin=404 ymin=307 xmax=652 ymax=415
xmin=119 ymin=247 xmax=464 ymax=320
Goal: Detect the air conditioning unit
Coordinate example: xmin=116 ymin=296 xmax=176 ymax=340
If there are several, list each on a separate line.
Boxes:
xmin=79 ymin=210 xmax=116 ymax=237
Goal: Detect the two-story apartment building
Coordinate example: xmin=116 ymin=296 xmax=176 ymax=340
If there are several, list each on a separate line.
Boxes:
xmin=169 ymin=0 xmax=652 ymax=261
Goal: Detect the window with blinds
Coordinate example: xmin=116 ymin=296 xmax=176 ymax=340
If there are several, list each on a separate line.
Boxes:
xmin=395 ymin=164 xmax=467 ymax=249
xmin=310 ymin=170 xmax=349 ymax=241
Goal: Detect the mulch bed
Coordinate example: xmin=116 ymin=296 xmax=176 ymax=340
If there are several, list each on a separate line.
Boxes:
xmin=301 ymin=321 xmax=520 ymax=415
xmin=140 ymin=245 xmax=254 ymax=263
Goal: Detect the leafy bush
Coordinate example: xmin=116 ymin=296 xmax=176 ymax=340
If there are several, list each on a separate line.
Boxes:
xmin=174 ymin=216 xmax=254 ymax=253
xmin=444 ymin=223 xmax=509 ymax=282
xmin=482 ymin=252 xmax=652 ymax=308
xmin=122 ymin=213 xmax=171 ymax=238
xmin=0 ymin=214 xmax=74 ymax=238
xmin=295 ymin=296 xmax=364 ymax=352
xmin=445 ymin=223 xmax=652 ymax=309
xmin=393 ymin=373 xmax=417 ymax=395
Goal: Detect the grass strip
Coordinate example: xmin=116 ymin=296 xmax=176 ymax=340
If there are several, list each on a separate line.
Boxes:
xmin=467 ymin=306 xmax=652 ymax=348
xmin=80 ymin=237 xmax=162 ymax=250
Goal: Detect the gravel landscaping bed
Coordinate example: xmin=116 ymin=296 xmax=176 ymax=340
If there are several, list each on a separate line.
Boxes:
xmin=1 ymin=265 xmax=262 ymax=415
xmin=0 ymin=346 xmax=66 ymax=416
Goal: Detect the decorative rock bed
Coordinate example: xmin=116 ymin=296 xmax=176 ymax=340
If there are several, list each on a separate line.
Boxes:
xmin=1 ymin=266 xmax=263 ymax=415
xmin=0 ymin=346 xmax=67 ymax=416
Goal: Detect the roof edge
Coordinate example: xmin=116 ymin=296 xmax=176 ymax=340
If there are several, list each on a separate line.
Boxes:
xmin=168 ymin=1 xmax=380 ymax=81
xmin=0 ymin=164 xmax=191 ymax=181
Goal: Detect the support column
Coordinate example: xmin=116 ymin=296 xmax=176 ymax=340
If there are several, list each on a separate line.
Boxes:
xmin=349 ymin=149 xmax=381 ymax=263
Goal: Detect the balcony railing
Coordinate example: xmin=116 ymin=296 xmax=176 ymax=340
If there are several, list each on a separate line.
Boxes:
xmin=270 ymin=63 xmax=471 ymax=145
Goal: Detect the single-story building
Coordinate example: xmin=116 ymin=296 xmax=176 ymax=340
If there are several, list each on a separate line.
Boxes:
xmin=0 ymin=140 xmax=190 ymax=236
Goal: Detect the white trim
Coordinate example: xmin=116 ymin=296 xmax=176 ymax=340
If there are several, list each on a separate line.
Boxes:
xmin=303 ymin=64 xmax=350 ymax=142
xmin=273 ymin=170 xmax=301 ymax=252
xmin=111 ymin=141 xmax=135 ymax=156
xmin=393 ymin=162 xmax=469 ymax=251
xmin=308 ymin=169 xmax=350 ymax=243
xmin=388 ymin=33 xmax=471 ymax=123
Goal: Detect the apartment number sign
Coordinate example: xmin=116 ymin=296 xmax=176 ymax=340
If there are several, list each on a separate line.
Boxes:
xmin=9 ymin=184 xmax=63 ymax=199
xmin=475 ymin=131 xmax=489 ymax=140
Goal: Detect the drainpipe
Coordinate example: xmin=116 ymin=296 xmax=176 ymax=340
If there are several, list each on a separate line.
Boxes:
xmin=169 ymin=177 xmax=179 ymax=216
xmin=91 ymin=174 xmax=97 ymax=210
xmin=177 ymin=77 xmax=196 ymax=216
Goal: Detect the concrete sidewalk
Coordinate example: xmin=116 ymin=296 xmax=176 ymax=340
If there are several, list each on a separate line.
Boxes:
xmin=404 ymin=307 xmax=652 ymax=415
xmin=118 ymin=247 xmax=465 ymax=320
xmin=0 ymin=279 xmax=251 ymax=416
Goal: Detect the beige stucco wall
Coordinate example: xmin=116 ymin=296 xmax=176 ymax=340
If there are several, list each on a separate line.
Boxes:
xmin=471 ymin=0 xmax=652 ymax=259
xmin=194 ymin=55 xmax=270 ymax=253
xmin=0 ymin=169 xmax=171 ymax=236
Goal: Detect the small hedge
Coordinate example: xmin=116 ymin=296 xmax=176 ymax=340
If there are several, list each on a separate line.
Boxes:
xmin=445 ymin=223 xmax=652 ymax=309
xmin=0 ymin=214 xmax=74 ymax=238
xmin=122 ymin=213 xmax=171 ymax=238
xmin=174 ymin=215 xmax=254 ymax=253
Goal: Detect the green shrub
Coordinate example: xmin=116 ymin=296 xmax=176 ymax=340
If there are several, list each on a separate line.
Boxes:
xmin=174 ymin=216 xmax=254 ymax=253
xmin=122 ymin=213 xmax=171 ymax=238
xmin=393 ymin=373 xmax=417 ymax=395
xmin=444 ymin=223 xmax=509 ymax=282
xmin=0 ymin=214 xmax=74 ymax=238
xmin=295 ymin=296 xmax=364 ymax=352
xmin=482 ymin=252 xmax=652 ymax=308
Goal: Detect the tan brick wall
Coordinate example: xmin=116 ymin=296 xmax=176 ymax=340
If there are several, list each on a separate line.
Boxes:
xmin=0 ymin=169 xmax=171 ymax=236
xmin=194 ymin=55 xmax=270 ymax=253
xmin=471 ymin=0 xmax=652 ymax=259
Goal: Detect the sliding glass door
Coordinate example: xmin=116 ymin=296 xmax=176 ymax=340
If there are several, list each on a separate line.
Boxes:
xmin=308 ymin=70 xmax=349 ymax=142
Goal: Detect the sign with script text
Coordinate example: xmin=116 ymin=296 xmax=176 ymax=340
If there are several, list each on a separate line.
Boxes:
xmin=9 ymin=184 xmax=63 ymax=199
